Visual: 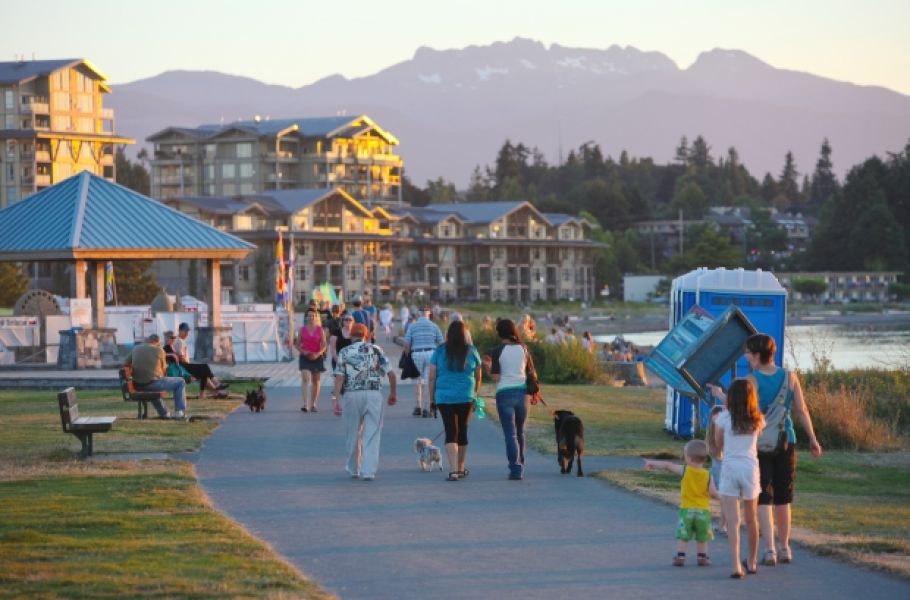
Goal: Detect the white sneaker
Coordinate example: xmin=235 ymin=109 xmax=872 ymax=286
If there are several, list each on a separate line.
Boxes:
xmin=173 ymin=410 xmax=187 ymax=420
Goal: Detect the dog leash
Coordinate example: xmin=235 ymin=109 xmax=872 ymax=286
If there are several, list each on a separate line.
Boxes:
xmin=430 ymin=429 xmax=445 ymax=443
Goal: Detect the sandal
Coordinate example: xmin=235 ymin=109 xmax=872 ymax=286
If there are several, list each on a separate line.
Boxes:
xmin=213 ymin=391 xmax=230 ymax=399
xmin=446 ymin=472 xmax=460 ymax=481
xmin=456 ymin=468 xmax=469 ymax=478
xmin=742 ymin=559 xmax=758 ymax=575
xmin=779 ymin=547 xmax=792 ymax=563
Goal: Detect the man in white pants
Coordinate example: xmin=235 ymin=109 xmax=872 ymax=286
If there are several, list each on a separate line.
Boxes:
xmin=331 ymin=323 xmax=397 ymax=481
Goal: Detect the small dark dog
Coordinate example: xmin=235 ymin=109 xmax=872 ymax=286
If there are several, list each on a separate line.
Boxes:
xmin=553 ymin=409 xmax=584 ymax=477
xmin=244 ymin=386 xmax=266 ymax=412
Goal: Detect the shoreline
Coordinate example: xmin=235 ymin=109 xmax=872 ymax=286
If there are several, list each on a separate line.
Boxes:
xmin=574 ymin=310 xmax=910 ymax=336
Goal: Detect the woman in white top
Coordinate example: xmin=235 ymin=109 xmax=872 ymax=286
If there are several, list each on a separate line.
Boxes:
xmin=379 ymin=304 xmax=394 ymax=341
xmin=711 ymin=378 xmax=765 ymax=578
xmin=482 ymin=318 xmax=531 ymax=480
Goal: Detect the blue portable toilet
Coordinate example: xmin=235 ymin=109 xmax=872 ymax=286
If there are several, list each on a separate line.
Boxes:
xmin=665 ymin=268 xmax=787 ymax=437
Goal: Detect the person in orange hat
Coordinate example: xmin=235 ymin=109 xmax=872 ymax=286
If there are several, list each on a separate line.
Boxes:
xmin=331 ymin=323 xmax=397 ymax=481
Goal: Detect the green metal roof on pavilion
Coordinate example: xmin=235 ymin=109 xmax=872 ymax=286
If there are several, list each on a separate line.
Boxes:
xmin=0 ymin=171 xmax=255 ymax=261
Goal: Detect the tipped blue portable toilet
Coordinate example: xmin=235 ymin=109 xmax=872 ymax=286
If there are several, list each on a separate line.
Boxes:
xmin=665 ymin=268 xmax=787 ymax=438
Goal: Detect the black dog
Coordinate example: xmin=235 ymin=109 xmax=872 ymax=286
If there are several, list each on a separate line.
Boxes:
xmin=553 ymin=409 xmax=584 ymax=477
xmin=244 ymin=386 xmax=267 ymax=412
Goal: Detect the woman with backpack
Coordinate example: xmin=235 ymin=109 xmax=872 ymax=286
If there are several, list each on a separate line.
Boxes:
xmin=744 ymin=333 xmax=823 ymax=566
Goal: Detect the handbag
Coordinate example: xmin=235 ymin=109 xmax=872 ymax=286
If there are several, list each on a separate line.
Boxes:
xmin=522 ymin=345 xmax=543 ymax=403
xmin=166 ymin=361 xmax=193 ymax=384
xmin=399 ymin=351 xmax=420 ymax=380
xmin=757 ymin=370 xmax=792 ymax=455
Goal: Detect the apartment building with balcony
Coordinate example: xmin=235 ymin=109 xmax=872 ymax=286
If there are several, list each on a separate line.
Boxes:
xmin=0 ymin=59 xmax=133 ymax=208
xmin=389 ymin=202 xmax=600 ymax=303
xmin=159 ymin=188 xmax=396 ymax=304
xmin=159 ymin=192 xmax=600 ymax=305
xmin=777 ymin=271 xmax=900 ymax=303
xmin=147 ymin=115 xmax=402 ymax=206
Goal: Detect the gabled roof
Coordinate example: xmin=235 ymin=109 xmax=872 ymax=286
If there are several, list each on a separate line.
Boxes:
xmin=0 ymin=172 xmax=254 ymax=260
xmin=249 ymin=187 xmax=373 ymax=217
xmin=423 ymin=200 xmax=552 ymax=225
xmin=147 ymin=115 xmax=399 ymax=145
xmin=167 ymin=196 xmax=273 ymax=216
xmin=0 ymin=58 xmax=108 ymax=85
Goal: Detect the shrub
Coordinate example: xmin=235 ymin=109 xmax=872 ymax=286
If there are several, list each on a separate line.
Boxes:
xmin=803 ymin=383 xmax=904 ymax=451
xmin=802 ymin=369 xmax=910 ymax=433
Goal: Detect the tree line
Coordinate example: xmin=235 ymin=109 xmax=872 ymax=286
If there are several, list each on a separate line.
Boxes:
xmin=407 ymin=136 xmax=910 ymax=293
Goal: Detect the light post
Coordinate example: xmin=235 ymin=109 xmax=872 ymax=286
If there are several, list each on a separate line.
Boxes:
xmin=275 ymin=124 xmax=298 ymax=190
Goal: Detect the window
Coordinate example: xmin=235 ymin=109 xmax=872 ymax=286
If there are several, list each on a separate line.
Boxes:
xmin=221 ymin=163 xmax=236 ymax=178
xmin=239 ymin=265 xmax=250 ymax=281
xmin=204 ymin=144 xmax=216 ymax=158
xmin=441 ymin=225 xmax=450 ymax=237
xmin=204 ymin=165 xmax=215 ymax=180
xmin=3 ymin=90 xmax=13 ymax=110
xmin=239 ymin=163 xmax=254 ymax=178
xmin=347 ymin=265 xmax=359 ymax=279
xmin=296 ymin=266 xmax=307 ymax=281
xmin=53 ymin=93 xmax=70 ymax=110
xmin=223 ymin=182 xmax=237 ymax=195
xmin=3 ymin=115 xmax=14 ymax=130
xmin=236 ymin=143 xmax=253 ymax=158
xmin=53 ymin=115 xmax=71 ymax=131
xmin=239 ymin=182 xmax=255 ymax=194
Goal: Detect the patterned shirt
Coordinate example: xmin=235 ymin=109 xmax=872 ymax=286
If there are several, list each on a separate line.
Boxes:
xmin=334 ymin=341 xmax=392 ymax=392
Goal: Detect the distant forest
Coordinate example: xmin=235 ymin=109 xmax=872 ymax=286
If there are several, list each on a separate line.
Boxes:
xmin=406 ymin=136 xmax=910 ymax=291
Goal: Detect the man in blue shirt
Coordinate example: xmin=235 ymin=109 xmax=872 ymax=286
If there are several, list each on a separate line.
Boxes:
xmin=403 ymin=305 xmax=444 ymax=417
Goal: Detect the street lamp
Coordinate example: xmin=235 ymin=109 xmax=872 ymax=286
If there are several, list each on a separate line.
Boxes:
xmin=275 ymin=124 xmax=298 ymax=190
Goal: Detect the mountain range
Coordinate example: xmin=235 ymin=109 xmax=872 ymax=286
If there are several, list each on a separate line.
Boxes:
xmin=108 ymin=37 xmax=910 ymax=187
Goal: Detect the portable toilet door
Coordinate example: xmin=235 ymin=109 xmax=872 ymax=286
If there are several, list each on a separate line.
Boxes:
xmin=666 ymin=268 xmax=787 ymax=438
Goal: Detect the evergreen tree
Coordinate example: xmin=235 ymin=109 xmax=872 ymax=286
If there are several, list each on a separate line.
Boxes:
xmin=674 ymin=136 xmax=690 ymax=165
xmin=847 ymin=203 xmax=907 ymax=271
xmin=426 ymin=177 xmax=458 ymax=203
xmin=114 ymin=147 xmax=150 ymax=195
xmin=465 ymin=165 xmax=491 ymax=201
xmin=665 ymin=224 xmax=744 ymax=274
xmin=689 ymin=135 xmax=713 ymax=169
xmin=809 ymin=138 xmax=838 ymax=212
xmin=113 ymin=261 xmax=159 ymax=305
xmin=671 ymin=175 xmax=709 ymax=219
xmin=0 ymin=263 xmax=29 ymax=307
xmin=759 ymin=173 xmax=777 ymax=204
xmin=402 ymin=176 xmax=430 ymax=207
xmin=778 ymin=151 xmax=800 ymax=210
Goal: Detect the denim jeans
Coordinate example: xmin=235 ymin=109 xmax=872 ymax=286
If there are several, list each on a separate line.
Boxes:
xmin=139 ymin=376 xmax=187 ymax=416
xmin=496 ymin=387 xmax=528 ymax=477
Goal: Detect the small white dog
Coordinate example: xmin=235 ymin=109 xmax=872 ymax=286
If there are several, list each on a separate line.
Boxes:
xmin=414 ymin=437 xmax=443 ymax=471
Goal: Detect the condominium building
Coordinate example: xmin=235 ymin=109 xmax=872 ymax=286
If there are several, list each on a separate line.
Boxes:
xmin=159 ymin=192 xmax=600 ymax=304
xmin=147 ymin=115 xmax=402 ymax=205
xmin=0 ymin=58 xmax=133 ymax=208
xmin=776 ymin=271 xmax=900 ymax=303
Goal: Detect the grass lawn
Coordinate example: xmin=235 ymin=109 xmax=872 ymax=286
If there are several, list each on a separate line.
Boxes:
xmin=0 ymin=388 xmax=333 ymax=598
xmin=484 ymin=382 xmax=910 ymax=578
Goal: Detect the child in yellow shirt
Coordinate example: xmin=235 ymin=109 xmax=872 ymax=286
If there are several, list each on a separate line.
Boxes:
xmin=645 ymin=439 xmax=719 ymax=567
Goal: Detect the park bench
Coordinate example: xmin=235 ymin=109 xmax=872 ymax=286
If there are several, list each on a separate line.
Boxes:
xmin=57 ymin=387 xmax=117 ymax=458
xmin=119 ymin=366 xmax=164 ymax=419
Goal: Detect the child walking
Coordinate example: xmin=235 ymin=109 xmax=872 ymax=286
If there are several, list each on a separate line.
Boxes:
xmin=644 ymin=439 xmax=719 ymax=567
xmin=705 ymin=404 xmax=727 ymax=536
xmin=710 ymin=378 xmax=765 ymax=579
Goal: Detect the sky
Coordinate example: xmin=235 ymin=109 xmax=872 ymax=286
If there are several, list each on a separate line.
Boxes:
xmin=4 ymin=0 xmax=910 ymax=95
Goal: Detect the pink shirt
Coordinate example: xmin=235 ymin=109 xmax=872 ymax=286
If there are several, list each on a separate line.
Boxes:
xmin=299 ymin=326 xmax=323 ymax=354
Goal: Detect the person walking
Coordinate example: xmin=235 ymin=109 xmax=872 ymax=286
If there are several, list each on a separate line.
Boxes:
xmin=428 ymin=320 xmax=482 ymax=481
xmin=482 ymin=318 xmax=533 ymax=480
xmin=123 ymin=333 xmax=188 ymax=420
xmin=298 ymin=310 xmax=328 ymax=412
xmin=744 ymin=333 xmax=823 ymax=566
xmin=710 ymin=378 xmax=764 ymax=578
xmin=331 ymin=323 xmax=397 ymax=481
xmin=403 ymin=304 xmax=444 ymax=417
xmin=329 ymin=313 xmax=356 ymax=371
xmin=379 ymin=303 xmax=394 ymax=342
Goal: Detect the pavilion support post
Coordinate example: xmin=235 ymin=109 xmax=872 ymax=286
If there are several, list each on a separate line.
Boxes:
xmin=195 ymin=258 xmax=234 ymax=365
xmin=91 ymin=260 xmax=105 ymax=328
xmin=74 ymin=260 xmax=87 ymax=298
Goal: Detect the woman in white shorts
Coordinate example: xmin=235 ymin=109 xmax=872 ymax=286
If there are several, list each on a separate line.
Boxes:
xmin=711 ymin=378 xmax=765 ymax=579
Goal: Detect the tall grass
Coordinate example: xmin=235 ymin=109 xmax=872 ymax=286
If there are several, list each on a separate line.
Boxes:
xmin=804 ymin=383 xmax=904 ymax=451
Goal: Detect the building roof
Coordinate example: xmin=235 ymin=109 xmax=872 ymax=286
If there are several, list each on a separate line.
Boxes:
xmin=147 ymin=115 xmax=399 ymax=145
xmin=0 ymin=172 xmax=254 ymax=261
xmin=0 ymin=58 xmax=107 ymax=85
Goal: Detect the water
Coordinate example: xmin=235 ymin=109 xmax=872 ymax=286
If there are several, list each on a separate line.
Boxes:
xmin=596 ymin=324 xmax=910 ymax=371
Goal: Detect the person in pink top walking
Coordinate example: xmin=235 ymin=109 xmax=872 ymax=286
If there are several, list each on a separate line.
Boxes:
xmin=298 ymin=309 xmax=328 ymax=412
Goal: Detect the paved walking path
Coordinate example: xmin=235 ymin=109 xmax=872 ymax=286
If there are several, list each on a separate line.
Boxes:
xmin=194 ymin=381 xmax=910 ymax=599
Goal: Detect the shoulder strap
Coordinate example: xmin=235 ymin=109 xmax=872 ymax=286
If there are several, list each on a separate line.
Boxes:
xmin=522 ymin=344 xmax=539 ymax=377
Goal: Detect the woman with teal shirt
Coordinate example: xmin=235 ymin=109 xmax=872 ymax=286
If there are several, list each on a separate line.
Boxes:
xmin=745 ymin=333 xmax=822 ymax=567
xmin=428 ymin=320 xmax=482 ymax=481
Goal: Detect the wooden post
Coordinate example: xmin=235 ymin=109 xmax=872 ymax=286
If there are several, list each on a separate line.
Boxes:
xmin=207 ymin=259 xmax=221 ymax=326
xmin=91 ymin=260 xmax=105 ymax=328
xmin=74 ymin=260 xmax=87 ymax=298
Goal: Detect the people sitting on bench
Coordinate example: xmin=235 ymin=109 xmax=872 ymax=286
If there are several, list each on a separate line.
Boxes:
xmin=124 ymin=333 xmax=188 ymax=420
xmin=173 ymin=323 xmax=229 ymax=400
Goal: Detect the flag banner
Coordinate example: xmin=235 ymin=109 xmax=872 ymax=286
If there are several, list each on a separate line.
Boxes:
xmin=105 ymin=261 xmax=115 ymax=303
xmin=275 ymin=232 xmax=287 ymax=305
xmin=287 ymin=238 xmax=295 ymax=308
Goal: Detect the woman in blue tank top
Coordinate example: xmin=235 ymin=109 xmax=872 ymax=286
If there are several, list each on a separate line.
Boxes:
xmin=744 ymin=334 xmax=823 ymax=567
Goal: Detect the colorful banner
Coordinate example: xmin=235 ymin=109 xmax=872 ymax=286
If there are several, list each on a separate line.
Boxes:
xmin=105 ymin=261 xmax=116 ymax=304
xmin=275 ymin=231 xmax=287 ymax=305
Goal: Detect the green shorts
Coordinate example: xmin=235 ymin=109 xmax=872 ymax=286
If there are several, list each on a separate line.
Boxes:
xmin=675 ymin=508 xmax=713 ymax=542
